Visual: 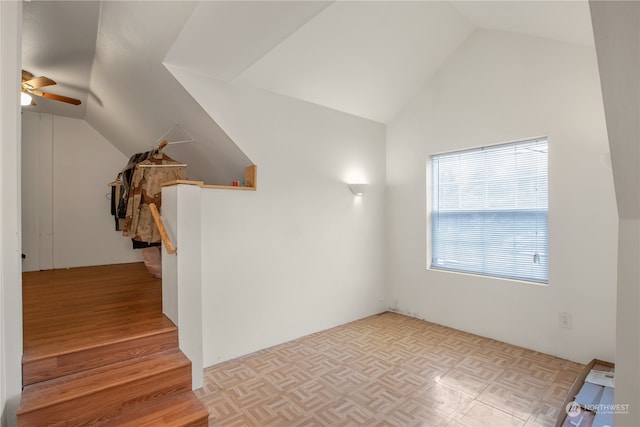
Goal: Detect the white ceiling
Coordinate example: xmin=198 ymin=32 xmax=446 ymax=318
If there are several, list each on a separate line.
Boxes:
xmin=164 ymin=1 xmax=333 ymax=82
xmin=165 ymin=0 xmax=594 ymax=123
xmin=165 ymin=1 xmax=476 ymax=123
xmin=452 ymin=1 xmax=595 ymax=47
xmin=20 ymin=0 xmax=596 ymax=169
xmin=233 ymin=1 xmax=475 ymax=123
xmin=22 ymin=1 xmax=100 ymax=118
xmin=22 ymin=1 xmax=254 ymax=184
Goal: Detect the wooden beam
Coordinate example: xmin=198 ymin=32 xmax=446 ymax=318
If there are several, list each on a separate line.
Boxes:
xmin=149 ymin=203 xmax=176 ymax=254
xmin=245 ymin=165 xmax=257 ymax=189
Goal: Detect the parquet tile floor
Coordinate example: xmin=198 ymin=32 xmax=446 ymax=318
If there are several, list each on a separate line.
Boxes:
xmin=197 ymin=312 xmax=583 ymax=427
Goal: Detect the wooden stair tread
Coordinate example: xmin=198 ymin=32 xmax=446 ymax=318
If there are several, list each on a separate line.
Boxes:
xmin=95 ymin=392 xmax=209 ymax=426
xmin=18 ymin=348 xmax=190 ymax=414
xmin=22 ymin=317 xmax=177 ymax=362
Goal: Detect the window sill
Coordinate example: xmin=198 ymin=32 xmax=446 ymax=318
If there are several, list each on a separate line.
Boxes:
xmin=427 ymin=266 xmax=549 ymax=287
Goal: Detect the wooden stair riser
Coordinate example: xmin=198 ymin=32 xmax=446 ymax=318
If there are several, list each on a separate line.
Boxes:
xmin=18 ymin=360 xmax=191 ymax=426
xmin=95 ymin=392 xmax=209 ymax=427
xmin=23 ymin=328 xmax=178 ymax=385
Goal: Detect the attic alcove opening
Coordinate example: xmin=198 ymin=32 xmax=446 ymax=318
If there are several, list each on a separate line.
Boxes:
xmin=155 ymin=123 xmax=257 ymax=190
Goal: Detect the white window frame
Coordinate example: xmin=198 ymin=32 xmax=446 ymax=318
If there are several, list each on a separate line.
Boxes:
xmin=428 ymin=137 xmax=549 ymax=284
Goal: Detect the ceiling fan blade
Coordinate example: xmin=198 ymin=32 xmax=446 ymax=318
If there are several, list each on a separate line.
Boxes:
xmin=22 ymin=69 xmax=34 ymax=81
xmin=39 ymin=92 xmax=82 ymax=105
xmin=30 ymin=89 xmax=81 ymax=105
xmin=23 ymin=76 xmax=56 ymax=89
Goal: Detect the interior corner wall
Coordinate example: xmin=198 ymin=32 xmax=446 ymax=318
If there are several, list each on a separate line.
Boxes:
xmin=166 ymin=66 xmax=387 ymax=367
xmin=21 ymin=112 xmax=141 ymax=270
xmin=386 ymin=30 xmax=617 ymax=364
xmin=589 ymin=1 xmax=640 ymax=423
xmin=1 ymin=1 xmax=23 ymax=425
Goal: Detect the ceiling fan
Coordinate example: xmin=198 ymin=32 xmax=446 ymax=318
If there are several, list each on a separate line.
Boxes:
xmin=21 ymin=70 xmax=81 ymax=106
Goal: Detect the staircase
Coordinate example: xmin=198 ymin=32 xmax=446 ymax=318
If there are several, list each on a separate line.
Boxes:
xmin=17 ymin=263 xmax=209 ymax=426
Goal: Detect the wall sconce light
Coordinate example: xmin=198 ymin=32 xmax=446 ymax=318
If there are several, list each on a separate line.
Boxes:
xmin=348 ymin=183 xmax=367 ymax=196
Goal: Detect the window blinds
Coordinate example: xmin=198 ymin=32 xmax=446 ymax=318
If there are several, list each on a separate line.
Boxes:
xmin=431 ymin=138 xmax=548 ymax=283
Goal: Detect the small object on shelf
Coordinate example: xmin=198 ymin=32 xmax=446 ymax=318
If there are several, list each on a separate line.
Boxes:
xmin=586 ymin=370 xmax=615 ymax=388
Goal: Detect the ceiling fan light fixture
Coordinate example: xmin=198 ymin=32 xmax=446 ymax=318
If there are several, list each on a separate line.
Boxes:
xmin=20 ymin=70 xmax=81 ymax=106
xmin=21 ymin=92 xmax=32 ymax=106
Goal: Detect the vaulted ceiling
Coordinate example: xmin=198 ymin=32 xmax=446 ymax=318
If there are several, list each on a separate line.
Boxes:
xmin=21 ymin=0 xmax=595 ymax=182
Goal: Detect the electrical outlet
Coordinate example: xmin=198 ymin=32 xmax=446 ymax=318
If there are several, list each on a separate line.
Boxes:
xmin=559 ymin=312 xmax=572 ymax=329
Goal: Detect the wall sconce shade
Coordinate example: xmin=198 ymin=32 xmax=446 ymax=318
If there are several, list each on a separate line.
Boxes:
xmin=348 ymin=183 xmax=367 ymax=196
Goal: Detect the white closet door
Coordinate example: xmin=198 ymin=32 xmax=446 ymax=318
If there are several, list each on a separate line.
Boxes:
xmin=21 ymin=112 xmax=54 ymax=272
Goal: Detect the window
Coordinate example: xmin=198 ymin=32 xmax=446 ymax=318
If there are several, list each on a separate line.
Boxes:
xmin=430 ymin=138 xmax=548 ymax=283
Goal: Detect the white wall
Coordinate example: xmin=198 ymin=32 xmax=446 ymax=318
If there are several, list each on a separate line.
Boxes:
xmin=166 ymin=65 xmax=387 ymax=367
xmin=161 ymin=184 xmax=203 ymax=389
xmin=590 ymin=1 xmax=640 ymax=424
xmin=386 ymin=30 xmax=617 ymax=364
xmin=1 ymin=1 xmax=23 ymax=425
xmin=21 ymin=112 xmax=141 ymax=270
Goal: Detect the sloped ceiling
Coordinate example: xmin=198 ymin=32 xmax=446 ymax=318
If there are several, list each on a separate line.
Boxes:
xmin=165 ymin=1 xmax=474 ymax=123
xmin=22 ymin=0 xmax=253 ymax=184
xmin=22 ymin=1 xmax=99 ymax=119
xmin=234 ymin=1 xmax=475 ymax=123
xmin=21 ymin=0 xmax=596 ymax=180
xmin=166 ymin=1 xmax=594 ymax=123
xmin=83 ymin=1 xmax=252 ymax=184
xmin=451 ymin=1 xmax=594 ymax=47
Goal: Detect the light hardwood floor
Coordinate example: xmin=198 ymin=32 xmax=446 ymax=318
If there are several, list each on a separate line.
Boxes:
xmin=22 ymin=262 xmax=171 ymax=367
xmin=197 ymin=312 xmax=583 ymax=426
